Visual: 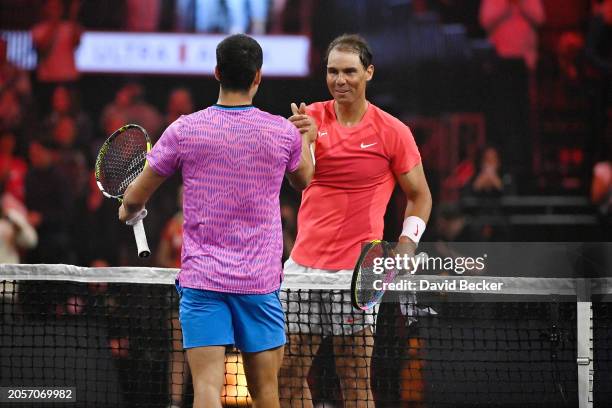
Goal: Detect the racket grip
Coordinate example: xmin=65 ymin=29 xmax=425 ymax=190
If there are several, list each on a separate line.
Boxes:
xmin=132 ymin=219 xmax=151 ymax=258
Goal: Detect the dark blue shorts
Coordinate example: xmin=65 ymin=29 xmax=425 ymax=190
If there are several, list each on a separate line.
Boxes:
xmin=176 ymin=282 xmax=286 ymax=352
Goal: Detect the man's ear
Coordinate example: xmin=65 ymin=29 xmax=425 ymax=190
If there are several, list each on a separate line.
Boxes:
xmin=253 ymin=69 xmax=262 ymax=86
xmin=214 ymin=66 xmax=221 ymax=82
xmin=366 ymin=64 xmax=374 ymax=82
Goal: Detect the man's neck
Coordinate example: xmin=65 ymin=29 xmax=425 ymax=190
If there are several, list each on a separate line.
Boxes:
xmin=217 ymin=88 xmax=253 ymax=106
xmin=334 ymin=99 xmax=368 ymax=127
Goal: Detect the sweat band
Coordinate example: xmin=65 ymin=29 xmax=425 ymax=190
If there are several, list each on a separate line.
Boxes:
xmin=400 ymin=216 xmax=426 ymax=244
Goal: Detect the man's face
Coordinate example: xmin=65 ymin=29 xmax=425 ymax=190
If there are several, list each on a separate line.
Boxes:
xmin=326 ymin=49 xmax=373 ymax=106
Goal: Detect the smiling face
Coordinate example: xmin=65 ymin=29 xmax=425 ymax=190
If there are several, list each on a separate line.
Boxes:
xmin=326 ymin=49 xmax=373 ymax=108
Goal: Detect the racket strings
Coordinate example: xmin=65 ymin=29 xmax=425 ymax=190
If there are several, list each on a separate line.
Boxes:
xmin=356 ymin=243 xmax=387 ymax=308
xmin=99 ymin=129 xmax=148 ymax=197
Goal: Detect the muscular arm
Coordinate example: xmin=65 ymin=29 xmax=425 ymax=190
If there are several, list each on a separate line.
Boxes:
xmin=396 ymin=163 xmax=433 ymax=249
xmin=286 ymin=136 xmax=314 ymax=191
xmin=118 ymin=165 xmax=167 ymax=222
xmin=286 ymin=102 xmax=316 ymax=191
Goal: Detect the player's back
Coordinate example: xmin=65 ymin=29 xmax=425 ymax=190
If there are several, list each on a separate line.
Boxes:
xmin=150 ymin=105 xmax=301 ymax=294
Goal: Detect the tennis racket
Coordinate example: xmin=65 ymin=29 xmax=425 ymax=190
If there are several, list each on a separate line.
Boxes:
xmin=95 ymin=124 xmax=152 ymax=258
xmin=351 ymin=240 xmax=427 ymax=310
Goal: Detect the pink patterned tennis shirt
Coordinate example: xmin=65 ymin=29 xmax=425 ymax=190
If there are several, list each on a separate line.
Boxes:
xmin=147 ymin=105 xmax=302 ymax=294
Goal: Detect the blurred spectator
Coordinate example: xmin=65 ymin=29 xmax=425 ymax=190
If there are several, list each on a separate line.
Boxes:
xmin=433 ymin=203 xmax=474 ymax=243
xmin=280 ymin=200 xmax=297 ymax=262
xmin=557 ymin=31 xmax=586 ymax=82
xmin=440 ymin=141 xmax=480 ymax=201
xmin=175 ymin=0 xmax=195 ymax=31
xmin=51 ymin=115 xmax=89 ymax=202
xmin=591 ymin=159 xmax=611 ymax=231
xmin=469 ymin=146 xmax=506 ymax=196
xmin=0 ymin=38 xmax=32 ymax=133
xmin=0 ymin=37 xmax=32 ymax=97
xmin=125 ymin=0 xmax=161 ymax=31
xmin=585 ymin=0 xmax=612 ymax=75
xmin=100 ymin=82 xmax=163 ymax=140
xmin=0 ymin=87 xmax=24 ymax=133
xmin=227 ymin=0 xmax=269 ymax=34
xmin=194 ymin=0 xmax=269 ymax=34
xmin=31 ymin=0 xmax=82 ymax=109
xmin=0 ymin=193 xmax=37 ymax=263
xmin=54 ymin=132 xmax=89 ymax=263
xmin=42 ymin=86 xmax=94 ymax=158
xmin=480 ymin=0 xmax=545 ymax=71
xmin=165 ymin=87 xmax=194 ymax=126
xmin=194 ymin=0 xmax=227 ymax=32
xmin=464 ymin=146 xmax=511 ymax=240
xmin=268 ymin=0 xmax=314 ymax=35
xmin=0 ymin=130 xmax=27 ymax=203
xmin=585 ymin=0 xmax=612 ymax=169
xmin=25 ymin=140 xmax=74 ymax=263
xmin=433 ymin=0 xmax=484 ymax=37
xmin=157 ymin=187 xmax=183 ymax=269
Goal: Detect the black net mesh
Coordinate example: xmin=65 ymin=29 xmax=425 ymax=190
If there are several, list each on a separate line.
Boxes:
xmin=0 ymin=275 xmax=598 ymax=408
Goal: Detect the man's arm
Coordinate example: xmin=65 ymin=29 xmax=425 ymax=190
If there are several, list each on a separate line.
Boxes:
xmin=286 ymin=136 xmax=315 ymax=190
xmin=479 ymin=0 xmax=512 ymax=32
xmin=118 ymin=166 xmax=167 ymax=223
xmin=286 ymin=102 xmax=315 ymax=190
xmin=396 ymin=163 xmax=433 ymax=252
xmin=517 ymin=0 xmax=545 ymax=27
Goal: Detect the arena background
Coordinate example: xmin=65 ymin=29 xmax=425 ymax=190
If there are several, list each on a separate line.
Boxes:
xmin=0 ymin=0 xmax=610 ymax=407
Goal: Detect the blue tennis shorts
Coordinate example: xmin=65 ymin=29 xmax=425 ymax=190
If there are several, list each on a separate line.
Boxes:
xmin=176 ymin=282 xmax=286 ymax=352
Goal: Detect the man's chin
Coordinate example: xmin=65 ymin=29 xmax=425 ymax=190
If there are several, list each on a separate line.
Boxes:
xmin=333 ymin=94 xmax=352 ymax=104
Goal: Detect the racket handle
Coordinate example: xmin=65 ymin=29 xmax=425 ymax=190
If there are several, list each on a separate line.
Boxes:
xmin=132 ymin=219 xmax=151 ymax=258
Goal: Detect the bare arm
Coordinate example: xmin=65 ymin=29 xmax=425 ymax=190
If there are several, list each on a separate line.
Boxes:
xmin=396 ymin=163 xmax=433 ymax=251
xmin=286 ymin=102 xmax=315 ymax=190
xmin=517 ymin=0 xmax=545 ymax=26
xmin=118 ymin=165 xmax=167 ymax=223
xmin=31 ymin=23 xmax=58 ymax=53
xmin=479 ymin=0 xmax=512 ymax=32
xmin=286 ymin=136 xmax=314 ymax=190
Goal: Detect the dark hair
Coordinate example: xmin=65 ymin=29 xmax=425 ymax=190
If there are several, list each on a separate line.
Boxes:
xmin=325 ymin=34 xmax=373 ymax=69
xmin=216 ymin=34 xmax=263 ymax=92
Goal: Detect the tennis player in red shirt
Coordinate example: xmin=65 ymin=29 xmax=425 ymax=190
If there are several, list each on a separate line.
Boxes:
xmin=280 ymin=34 xmax=432 ymax=408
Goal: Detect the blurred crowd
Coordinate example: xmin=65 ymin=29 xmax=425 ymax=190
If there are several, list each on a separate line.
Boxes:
xmin=0 ymin=2 xmax=609 ymax=408
xmin=2 ymin=0 xmax=315 ymax=35
xmin=0 ymin=0 xmax=610 ymax=269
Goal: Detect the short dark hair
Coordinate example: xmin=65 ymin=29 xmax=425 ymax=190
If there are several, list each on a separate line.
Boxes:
xmin=325 ymin=34 xmax=373 ymax=69
xmin=216 ymin=34 xmax=263 ymax=92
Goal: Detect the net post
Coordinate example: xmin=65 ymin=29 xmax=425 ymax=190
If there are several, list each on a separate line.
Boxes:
xmin=576 ymin=278 xmax=593 ymax=408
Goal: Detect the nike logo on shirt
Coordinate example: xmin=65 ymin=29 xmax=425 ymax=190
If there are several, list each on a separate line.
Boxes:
xmin=360 ymin=142 xmax=377 ymax=149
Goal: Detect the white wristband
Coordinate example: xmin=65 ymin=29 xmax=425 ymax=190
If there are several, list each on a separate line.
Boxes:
xmin=400 ymin=216 xmax=426 ymax=244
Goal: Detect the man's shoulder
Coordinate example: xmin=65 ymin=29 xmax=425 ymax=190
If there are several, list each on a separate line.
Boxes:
xmin=306 ymin=100 xmax=332 ymax=114
xmin=369 ymin=104 xmax=412 ymax=136
xmin=251 ymin=108 xmax=299 ymax=138
xmin=306 ymin=100 xmax=334 ymax=124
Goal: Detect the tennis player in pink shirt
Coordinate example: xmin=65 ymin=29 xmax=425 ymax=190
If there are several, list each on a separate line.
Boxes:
xmin=280 ymin=34 xmax=432 ymax=408
xmin=119 ymin=34 xmax=314 ymax=408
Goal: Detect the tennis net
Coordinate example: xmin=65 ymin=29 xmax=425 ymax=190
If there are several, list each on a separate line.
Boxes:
xmin=0 ymin=264 xmax=608 ymax=407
